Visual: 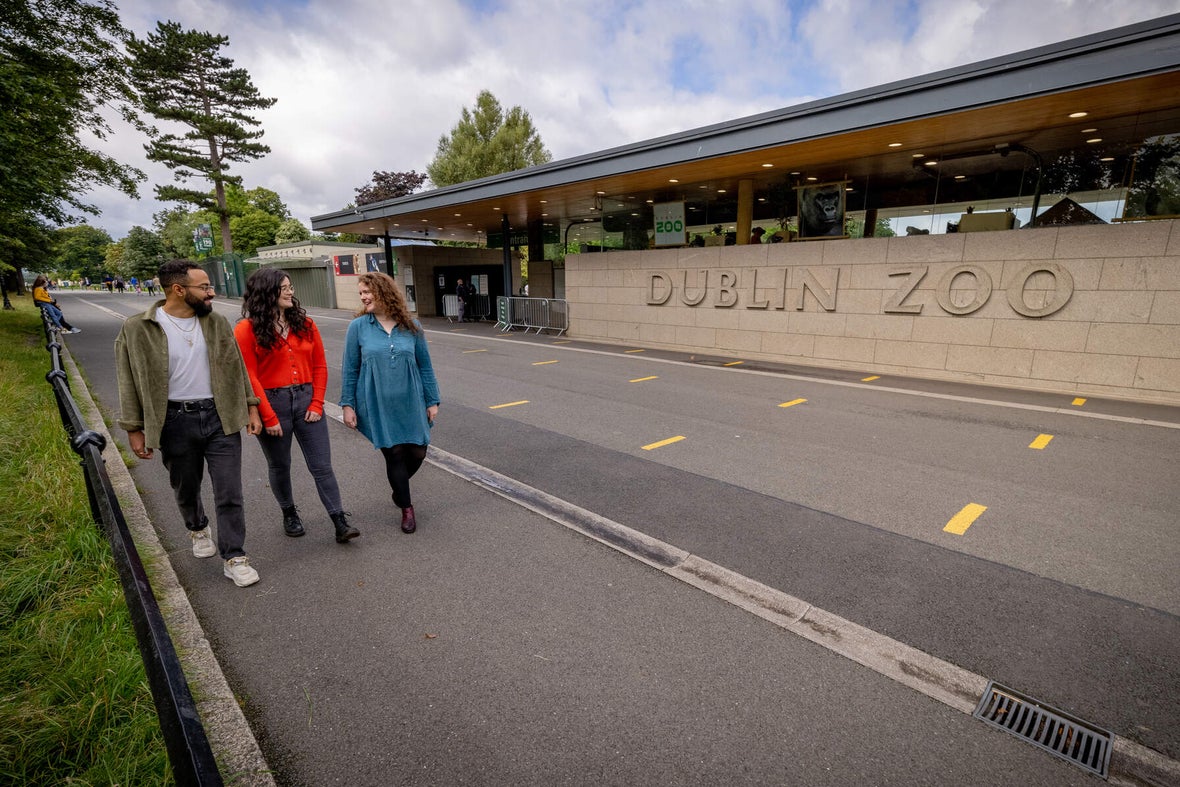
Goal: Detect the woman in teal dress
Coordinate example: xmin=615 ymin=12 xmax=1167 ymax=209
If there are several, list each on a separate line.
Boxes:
xmin=341 ymin=272 xmax=440 ymax=533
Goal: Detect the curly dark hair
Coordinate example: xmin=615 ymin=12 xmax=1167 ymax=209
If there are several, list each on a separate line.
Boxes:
xmin=241 ymin=267 xmax=309 ymax=350
xmin=356 ymin=272 xmax=417 ymax=333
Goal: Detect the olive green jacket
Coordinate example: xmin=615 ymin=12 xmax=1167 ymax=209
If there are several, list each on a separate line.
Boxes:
xmin=115 ymin=300 xmax=259 ymax=449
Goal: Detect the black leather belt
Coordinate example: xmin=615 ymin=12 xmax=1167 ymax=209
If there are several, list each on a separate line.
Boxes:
xmin=168 ymin=398 xmax=215 ymax=412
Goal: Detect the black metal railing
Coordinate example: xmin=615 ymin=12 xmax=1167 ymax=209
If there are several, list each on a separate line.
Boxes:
xmin=37 ymin=310 xmax=223 ymax=786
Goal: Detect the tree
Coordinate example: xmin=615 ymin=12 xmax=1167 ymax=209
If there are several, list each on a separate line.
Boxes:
xmin=275 ymin=218 xmax=311 ymax=245
xmin=128 ymin=21 xmax=276 ymax=254
xmin=0 ymin=0 xmax=144 ymax=298
xmin=229 ymin=209 xmax=281 ymax=258
xmin=355 ymin=170 xmax=427 ymax=206
xmin=49 ymin=225 xmax=112 ymax=282
xmin=120 ymin=225 xmax=165 ymax=279
xmin=426 ymin=90 xmax=551 ymax=187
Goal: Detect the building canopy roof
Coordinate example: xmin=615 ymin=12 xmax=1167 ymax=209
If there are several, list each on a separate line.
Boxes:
xmin=312 ymin=14 xmax=1180 ymax=243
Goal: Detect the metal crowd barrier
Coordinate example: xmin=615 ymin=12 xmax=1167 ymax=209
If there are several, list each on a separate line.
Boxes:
xmin=38 ymin=311 xmax=223 ymax=786
xmin=495 ymin=296 xmax=569 ymax=335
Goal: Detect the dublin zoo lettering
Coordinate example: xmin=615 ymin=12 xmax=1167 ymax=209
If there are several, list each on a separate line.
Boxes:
xmin=645 ymin=264 xmax=1073 ymax=318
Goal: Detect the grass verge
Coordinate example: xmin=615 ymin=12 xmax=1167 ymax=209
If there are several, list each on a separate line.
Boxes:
xmin=0 ymin=302 xmax=171 ymax=785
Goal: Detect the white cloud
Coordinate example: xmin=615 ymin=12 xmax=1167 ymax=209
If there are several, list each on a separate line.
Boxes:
xmin=73 ymin=0 xmax=1180 ymax=239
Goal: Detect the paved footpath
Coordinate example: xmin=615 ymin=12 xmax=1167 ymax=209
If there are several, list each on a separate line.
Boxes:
xmin=57 ymin=295 xmax=1177 ymax=786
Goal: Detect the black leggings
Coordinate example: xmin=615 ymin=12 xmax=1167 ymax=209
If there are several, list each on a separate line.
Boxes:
xmin=379 ymin=443 xmax=427 ymax=508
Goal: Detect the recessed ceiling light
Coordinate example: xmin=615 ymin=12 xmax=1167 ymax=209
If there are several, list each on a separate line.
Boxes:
xmin=1069 ymin=111 xmax=1088 ymax=118
xmin=925 ymin=160 xmax=938 ymax=166
xmin=757 ymin=197 xmax=766 ymax=202
xmin=539 ymin=200 xmax=546 ymax=204
xmin=912 ymin=153 xmax=924 ymax=158
xmin=954 ymin=175 xmax=966 ymax=180
xmin=717 ymin=189 xmax=726 ymax=194
xmin=541 ymin=213 xmax=548 ymax=217
xmin=646 ymin=199 xmax=653 ymax=203
xmin=762 ymin=163 xmax=774 ymax=168
xmin=888 ymin=142 xmax=902 ymax=148
xmin=1099 ymin=156 xmax=1115 ymax=162
xmin=668 ymin=179 xmax=678 ymax=183
xmin=1081 ymin=128 xmax=1097 ymax=133
xmin=1086 ymin=138 xmax=1103 ymax=144
xmin=845 ymin=187 xmax=853 ymax=191
xmin=806 ymin=176 xmax=817 ymax=181
xmin=789 ymin=171 xmax=800 ymax=175
xmin=453 ymin=213 xmax=461 ymax=216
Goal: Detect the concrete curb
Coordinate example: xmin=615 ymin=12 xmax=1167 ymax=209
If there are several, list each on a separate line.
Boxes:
xmin=414 ymin=432 xmax=1180 ymax=787
xmin=63 ymin=348 xmax=276 ymax=786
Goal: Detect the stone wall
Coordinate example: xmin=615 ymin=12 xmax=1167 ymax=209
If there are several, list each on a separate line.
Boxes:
xmin=564 ymin=220 xmax=1180 ymax=405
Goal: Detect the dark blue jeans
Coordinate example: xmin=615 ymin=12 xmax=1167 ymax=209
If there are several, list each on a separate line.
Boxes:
xmin=158 ymin=402 xmax=247 ymax=560
xmin=257 ymin=384 xmax=344 ymax=515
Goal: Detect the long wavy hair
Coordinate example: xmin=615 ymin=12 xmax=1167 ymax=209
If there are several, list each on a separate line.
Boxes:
xmin=356 ymin=272 xmax=417 ymax=333
xmin=241 ymin=267 xmax=309 ymax=350
xmin=33 ymin=275 xmax=48 ymax=290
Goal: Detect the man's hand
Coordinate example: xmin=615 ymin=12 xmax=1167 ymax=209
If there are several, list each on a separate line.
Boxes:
xmin=128 ymin=430 xmax=153 ymax=461
xmin=247 ymin=405 xmax=263 ymax=436
xmin=342 ymin=405 xmax=357 ymax=429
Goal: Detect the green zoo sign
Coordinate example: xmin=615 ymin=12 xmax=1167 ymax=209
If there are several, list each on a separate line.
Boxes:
xmin=656 ymin=219 xmax=684 ymax=233
xmin=653 ymin=202 xmax=686 ymax=246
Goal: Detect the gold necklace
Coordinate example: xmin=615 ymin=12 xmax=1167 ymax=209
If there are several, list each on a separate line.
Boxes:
xmin=162 ymin=310 xmax=198 ymax=347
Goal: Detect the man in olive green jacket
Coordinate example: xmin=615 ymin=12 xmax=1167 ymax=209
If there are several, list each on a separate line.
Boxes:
xmin=115 ymin=260 xmax=264 ymax=587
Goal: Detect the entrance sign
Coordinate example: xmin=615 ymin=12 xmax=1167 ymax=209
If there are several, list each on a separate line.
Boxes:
xmin=194 ymin=224 xmax=214 ymax=253
xmin=653 ymin=202 xmax=686 ymax=246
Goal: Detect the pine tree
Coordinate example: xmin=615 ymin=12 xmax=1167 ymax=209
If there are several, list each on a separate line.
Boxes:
xmin=128 ymin=21 xmax=276 ymax=254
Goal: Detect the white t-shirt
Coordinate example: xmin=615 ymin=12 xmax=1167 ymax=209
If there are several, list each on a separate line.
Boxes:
xmin=157 ymin=310 xmax=214 ymax=401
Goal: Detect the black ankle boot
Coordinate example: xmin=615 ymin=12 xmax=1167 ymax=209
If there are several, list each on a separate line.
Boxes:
xmin=331 ymin=512 xmax=360 ymax=543
xmin=282 ymin=506 xmax=305 ymax=537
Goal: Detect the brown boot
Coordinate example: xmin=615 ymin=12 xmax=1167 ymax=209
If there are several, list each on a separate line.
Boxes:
xmin=400 ymin=506 xmax=416 ymax=534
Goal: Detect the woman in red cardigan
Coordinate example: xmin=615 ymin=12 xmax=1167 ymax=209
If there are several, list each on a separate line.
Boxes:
xmin=235 ymin=268 xmax=359 ymax=543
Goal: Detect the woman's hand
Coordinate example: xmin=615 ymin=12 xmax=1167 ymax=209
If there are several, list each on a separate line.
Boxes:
xmin=342 ymin=405 xmax=357 ymax=429
xmin=266 ymin=423 xmax=283 ymax=437
xmin=304 ymin=410 xmax=321 ymax=423
xmin=426 ymin=404 xmax=438 ymax=425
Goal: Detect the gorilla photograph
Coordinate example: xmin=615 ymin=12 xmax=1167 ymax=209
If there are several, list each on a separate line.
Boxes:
xmin=798 ymin=182 xmax=848 ymax=239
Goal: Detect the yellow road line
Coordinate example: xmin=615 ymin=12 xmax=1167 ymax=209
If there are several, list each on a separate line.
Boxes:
xmin=625 ymin=349 xmax=645 ymax=353
xmin=532 ymin=360 xmax=559 ymax=366
xmin=489 ymin=400 xmax=529 ymax=409
xmin=642 ymin=435 xmax=685 ymax=450
xmin=1029 ymin=433 xmax=1054 ymax=450
xmin=943 ymin=503 xmax=987 ymax=535
xmin=778 ymin=398 xmax=807 ymax=408
xmin=630 ymin=376 xmax=658 ymax=383
xmin=462 ymin=349 xmax=487 ymax=354
xmin=724 ymin=361 xmax=744 ymax=367
xmin=862 ymin=375 xmax=881 ymax=382
xmin=552 ymin=340 xmax=571 ymax=344
xmin=1072 ymin=397 xmax=1087 ymax=406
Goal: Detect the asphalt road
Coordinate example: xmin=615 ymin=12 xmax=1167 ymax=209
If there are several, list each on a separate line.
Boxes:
xmin=49 ymin=288 xmax=1179 ymax=785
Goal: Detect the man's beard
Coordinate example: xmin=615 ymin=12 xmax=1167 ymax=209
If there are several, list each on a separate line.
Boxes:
xmin=185 ymin=291 xmax=213 ymax=316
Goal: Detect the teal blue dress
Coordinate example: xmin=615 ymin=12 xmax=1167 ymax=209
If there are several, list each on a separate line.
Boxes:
xmin=340 ymin=315 xmax=440 ymax=449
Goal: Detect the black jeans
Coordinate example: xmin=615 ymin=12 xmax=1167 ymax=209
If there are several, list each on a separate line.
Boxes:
xmin=158 ymin=401 xmax=247 ymax=560
xmin=257 ymin=384 xmax=344 ymax=515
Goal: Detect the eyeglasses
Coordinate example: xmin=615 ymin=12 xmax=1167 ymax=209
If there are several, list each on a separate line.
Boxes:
xmin=280 ymin=285 xmax=295 ymax=293
xmin=184 ymin=284 xmax=215 ymax=293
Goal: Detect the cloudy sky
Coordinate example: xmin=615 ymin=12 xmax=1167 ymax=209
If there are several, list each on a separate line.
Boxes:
xmin=83 ymin=0 xmax=1180 ymax=239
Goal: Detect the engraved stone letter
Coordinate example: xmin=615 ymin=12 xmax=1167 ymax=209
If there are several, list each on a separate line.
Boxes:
xmin=714 ymin=270 xmax=738 ymax=308
xmin=935 ymin=265 xmax=992 ymax=316
xmin=884 ymin=266 xmax=927 ymax=314
xmin=1006 ymin=263 xmax=1073 ymax=317
xmin=646 ymin=271 xmax=673 ymax=305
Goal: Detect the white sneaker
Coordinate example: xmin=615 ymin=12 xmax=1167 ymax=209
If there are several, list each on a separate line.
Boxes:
xmin=190 ymin=528 xmax=217 ymax=558
xmin=68 ymin=327 xmax=82 ymax=334
xmin=224 ymin=556 xmax=260 ymax=587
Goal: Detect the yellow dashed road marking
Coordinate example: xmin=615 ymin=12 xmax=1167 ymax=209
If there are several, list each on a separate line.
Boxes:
xmin=778 ymin=398 xmax=807 ymax=408
xmin=462 ymin=349 xmax=487 ymax=354
xmin=944 ymin=503 xmax=987 ymax=535
xmin=1029 ymin=434 xmax=1054 ymax=450
xmin=642 ymin=436 xmax=685 ymax=450
xmin=625 ymin=349 xmax=645 ymax=354
xmin=489 ymin=400 xmax=529 ymax=409
xmin=1072 ymin=397 xmax=1087 ymax=406
xmin=724 ymin=361 xmax=744 ymax=367
xmin=862 ymin=375 xmax=881 ymax=382
xmin=552 ymin=340 xmax=571 ymax=344
xmin=630 ymin=376 xmax=658 ymax=383
xmin=532 ymin=360 xmax=559 ymax=366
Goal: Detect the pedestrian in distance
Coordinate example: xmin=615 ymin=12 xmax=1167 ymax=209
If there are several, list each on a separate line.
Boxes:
xmin=235 ymin=268 xmax=359 ymax=544
xmin=32 ymin=275 xmax=80 ymax=333
xmin=455 ymin=278 xmax=469 ymax=322
xmin=115 ymin=260 xmax=264 ymax=587
xmin=341 ymin=272 xmax=440 ymax=534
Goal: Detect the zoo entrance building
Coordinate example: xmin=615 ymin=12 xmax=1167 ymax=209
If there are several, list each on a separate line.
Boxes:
xmin=313 ymin=15 xmax=1180 ymax=406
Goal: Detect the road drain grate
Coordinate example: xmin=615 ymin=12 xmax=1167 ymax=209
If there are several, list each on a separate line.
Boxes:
xmin=973 ymin=682 xmax=1112 ymax=778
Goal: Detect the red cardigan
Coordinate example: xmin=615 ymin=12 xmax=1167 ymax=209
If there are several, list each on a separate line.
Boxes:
xmin=233 ymin=318 xmax=328 ymax=428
